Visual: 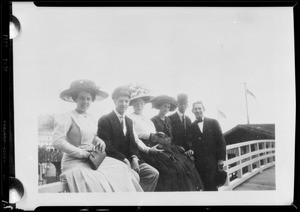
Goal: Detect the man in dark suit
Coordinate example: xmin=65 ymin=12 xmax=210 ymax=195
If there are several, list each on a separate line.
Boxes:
xmin=189 ymin=101 xmax=226 ymax=191
xmin=97 ymin=86 xmax=159 ymax=191
xmin=168 ymin=94 xmax=194 ymax=157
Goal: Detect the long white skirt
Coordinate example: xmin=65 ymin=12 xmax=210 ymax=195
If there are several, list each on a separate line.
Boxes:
xmin=60 ymin=156 xmax=143 ymax=192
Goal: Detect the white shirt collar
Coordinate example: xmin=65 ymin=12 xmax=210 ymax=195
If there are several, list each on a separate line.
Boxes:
xmin=114 ymin=109 xmax=125 ymax=119
xmin=177 ymin=110 xmax=184 ymax=117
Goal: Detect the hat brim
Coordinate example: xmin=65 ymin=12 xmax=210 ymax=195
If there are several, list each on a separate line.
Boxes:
xmin=129 ymin=95 xmax=155 ymax=106
xmin=152 ymin=96 xmax=177 ymax=112
xmin=60 ymin=88 xmax=109 ymax=102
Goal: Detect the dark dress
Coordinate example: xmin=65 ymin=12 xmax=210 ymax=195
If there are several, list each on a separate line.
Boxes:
xmin=150 ymin=115 xmax=205 ymax=191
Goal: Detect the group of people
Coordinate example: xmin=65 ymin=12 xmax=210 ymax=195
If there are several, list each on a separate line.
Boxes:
xmin=52 ymin=79 xmax=226 ymax=192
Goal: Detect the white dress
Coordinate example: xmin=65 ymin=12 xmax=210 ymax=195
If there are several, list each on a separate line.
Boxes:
xmin=52 ymin=110 xmax=143 ymax=192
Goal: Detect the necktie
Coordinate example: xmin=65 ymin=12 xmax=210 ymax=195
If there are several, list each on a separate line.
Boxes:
xmin=182 ymin=115 xmax=186 ymax=131
xmin=196 ymin=117 xmax=203 ymax=133
xmin=195 ymin=117 xmax=203 ymax=123
xmin=120 ymin=116 xmax=126 ymax=135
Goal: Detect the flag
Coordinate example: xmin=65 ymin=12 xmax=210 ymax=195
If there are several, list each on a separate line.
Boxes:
xmin=246 ymin=88 xmax=256 ymax=99
xmin=217 ymin=109 xmax=227 ymax=119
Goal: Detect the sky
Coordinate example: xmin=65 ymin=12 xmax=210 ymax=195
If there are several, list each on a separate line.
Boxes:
xmin=14 ymin=3 xmax=293 ymax=131
xmin=11 ymin=3 xmax=296 ymax=208
xmin=13 ymin=4 xmax=294 ymax=132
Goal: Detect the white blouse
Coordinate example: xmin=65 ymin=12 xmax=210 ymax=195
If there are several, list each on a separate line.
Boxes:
xmin=129 ymin=113 xmax=157 ymax=153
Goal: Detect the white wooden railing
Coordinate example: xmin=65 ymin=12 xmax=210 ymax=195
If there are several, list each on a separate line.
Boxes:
xmin=39 ymin=139 xmax=275 ymax=193
xmin=219 ymin=139 xmax=275 ymax=191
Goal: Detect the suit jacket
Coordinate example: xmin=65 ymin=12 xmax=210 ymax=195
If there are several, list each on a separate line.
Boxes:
xmin=189 ymin=117 xmax=226 ymax=183
xmin=97 ymin=111 xmax=140 ymax=162
xmin=168 ymin=112 xmax=192 ymax=150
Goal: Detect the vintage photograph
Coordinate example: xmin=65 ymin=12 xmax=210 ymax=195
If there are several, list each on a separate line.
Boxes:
xmin=11 ymin=2 xmax=295 ymax=209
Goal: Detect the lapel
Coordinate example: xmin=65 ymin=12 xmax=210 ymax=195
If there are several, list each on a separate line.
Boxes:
xmin=109 ymin=111 xmax=124 ymax=136
xmin=69 ymin=111 xmax=84 ymax=141
xmin=175 ymin=112 xmax=184 ymax=126
xmin=202 ymin=118 xmax=209 ymax=137
xmin=124 ymin=115 xmax=131 ymax=135
xmin=186 ymin=116 xmax=191 ymax=126
xmin=192 ymin=121 xmax=203 ymax=137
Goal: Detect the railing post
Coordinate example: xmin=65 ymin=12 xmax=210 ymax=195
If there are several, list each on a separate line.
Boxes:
xmin=222 ymin=150 xmax=229 ymax=186
xmin=269 ymin=141 xmax=275 ymax=163
xmin=263 ymin=142 xmax=267 ymax=165
xmin=269 ymin=155 xmax=273 ymax=163
xmin=237 ymin=147 xmax=242 ymax=178
xmin=256 ymin=142 xmax=261 ymax=169
xmin=248 ymin=144 xmax=253 ymax=173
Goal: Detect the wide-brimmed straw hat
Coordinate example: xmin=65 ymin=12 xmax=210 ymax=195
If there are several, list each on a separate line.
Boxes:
xmin=129 ymin=90 xmax=154 ymax=106
xmin=151 ymin=95 xmax=177 ymax=112
xmin=60 ymin=79 xmax=109 ymax=102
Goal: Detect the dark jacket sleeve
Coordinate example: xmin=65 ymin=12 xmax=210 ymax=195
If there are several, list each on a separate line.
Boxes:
xmin=213 ymin=120 xmax=226 ymax=161
xmin=185 ymin=122 xmax=193 ymax=150
xmin=187 ymin=124 xmax=196 ymax=152
xmin=97 ymin=116 xmax=126 ymax=161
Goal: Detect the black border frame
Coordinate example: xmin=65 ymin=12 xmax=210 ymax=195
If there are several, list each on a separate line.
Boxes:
xmin=1 ymin=1 xmax=299 ymax=211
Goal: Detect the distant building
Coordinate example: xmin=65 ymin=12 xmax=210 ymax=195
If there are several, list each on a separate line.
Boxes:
xmin=38 ymin=114 xmax=54 ymax=146
xmin=224 ymin=124 xmax=275 ymax=145
xmin=38 ymin=131 xmax=53 ymax=146
xmin=38 ymin=115 xmax=54 ymax=131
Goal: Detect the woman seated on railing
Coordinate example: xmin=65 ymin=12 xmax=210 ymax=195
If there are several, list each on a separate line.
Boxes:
xmin=52 ymin=79 xmax=143 ymax=192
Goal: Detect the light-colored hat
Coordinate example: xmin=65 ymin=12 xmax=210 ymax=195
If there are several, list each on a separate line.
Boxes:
xmin=60 ymin=79 xmax=109 ymax=102
xmin=129 ymin=89 xmax=154 ymax=106
xmin=151 ymin=95 xmax=177 ymax=112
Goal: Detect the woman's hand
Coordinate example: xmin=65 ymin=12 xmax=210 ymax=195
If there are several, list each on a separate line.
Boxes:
xmin=82 ymin=149 xmax=92 ymax=158
xmin=94 ymin=136 xmax=106 ymax=153
xmin=123 ymin=158 xmax=131 ymax=168
xmin=148 ymin=144 xmax=164 ymax=155
xmin=131 ymin=158 xmax=140 ymax=173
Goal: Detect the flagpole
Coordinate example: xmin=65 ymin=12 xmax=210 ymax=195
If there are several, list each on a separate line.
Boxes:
xmin=216 ymin=105 xmax=219 ymax=121
xmin=244 ymin=83 xmax=250 ymax=124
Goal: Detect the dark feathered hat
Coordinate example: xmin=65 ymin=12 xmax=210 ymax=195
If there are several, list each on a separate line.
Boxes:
xmin=151 ymin=95 xmax=177 ymax=112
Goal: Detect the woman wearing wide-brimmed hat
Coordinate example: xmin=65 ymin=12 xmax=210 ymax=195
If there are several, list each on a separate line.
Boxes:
xmin=129 ymin=90 xmax=204 ymax=191
xmin=52 ymin=79 xmax=143 ymax=192
xmin=150 ymin=95 xmax=205 ymax=191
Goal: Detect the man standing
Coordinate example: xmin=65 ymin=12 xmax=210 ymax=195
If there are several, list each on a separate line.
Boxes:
xmin=189 ymin=101 xmax=226 ymax=191
xmin=168 ymin=94 xmax=194 ymax=157
xmin=97 ymin=86 xmax=159 ymax=191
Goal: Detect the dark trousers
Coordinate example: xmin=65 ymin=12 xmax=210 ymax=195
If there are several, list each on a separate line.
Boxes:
xmin=195 ymin=162 xmax=218 ymax=191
